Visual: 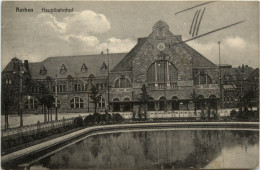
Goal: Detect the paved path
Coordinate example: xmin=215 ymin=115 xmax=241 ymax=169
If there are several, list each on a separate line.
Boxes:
xmin=1 ymin=113 xmax=92 ymax=129
xmin=2 ymin=122 xmax=259 ymax=166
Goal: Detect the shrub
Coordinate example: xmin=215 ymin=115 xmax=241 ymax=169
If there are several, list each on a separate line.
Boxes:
xmin=230 ymin=109 xmax=237 ymax=118
xmin=73 ymin=116 xmax=84 ymax=127
xmin=84 ymin=114 xmax=94 ymax=126
xmin=93 ymin=113 xmax=102 ymax=124
xmin=200 ymin=110 xmax=206 ymax=121
xmin=101 ymin=113 xmax=112 ymax=123
xmin=112 ymin=113 xmax=124 ymax=122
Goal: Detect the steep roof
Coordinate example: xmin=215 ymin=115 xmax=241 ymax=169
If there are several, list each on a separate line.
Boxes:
xmin=111 ymin=37 xmax=217 ymax=72
xmin=112 ymin=20 xmax=217 ymax=72
xmin=28 ymin=53 xmax=126 ymax=79
xmin=111 ymin=38 xmax=147 ymax=72
xmin=180 ymin=41 xmax=217 ymax=68
xmin=3 ymin=57 xmax=29 ymax=73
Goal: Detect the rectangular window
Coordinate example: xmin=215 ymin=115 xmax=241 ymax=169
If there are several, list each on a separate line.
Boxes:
xmin=74 ymin=84 xmax=81 ymax=91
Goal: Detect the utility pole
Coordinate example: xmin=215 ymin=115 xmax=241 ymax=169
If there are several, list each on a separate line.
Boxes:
xmin=107 ymin=49 xmax=110 ymax=112
xmin=55 ymin=74 xmax=58 ymax=121
xmin=163 ymin=55 xmax=167 ymax=112
xmin=218 ymin=41 xmax=223 ymax=109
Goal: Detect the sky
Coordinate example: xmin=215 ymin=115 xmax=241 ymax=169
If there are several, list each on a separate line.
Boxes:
xmin=1 ymin=1 xmax=259 ymax=70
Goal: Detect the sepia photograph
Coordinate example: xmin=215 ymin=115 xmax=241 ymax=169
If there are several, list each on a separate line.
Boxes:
xmin=1 ymin=1 xmax=259 ymax=169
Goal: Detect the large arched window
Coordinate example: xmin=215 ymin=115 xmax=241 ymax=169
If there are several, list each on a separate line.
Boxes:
xmin=147 ymin=61 xmax=178 ymax=88
xmin=24 ymin=99 xmax=38 ymax=110
xmin=195 ymin=74 xmax=212 ymax=85
xmin=70 ymin=97 xmax=84 ymax=109
xmin=115 ymin=78 xmax=131 ymax=88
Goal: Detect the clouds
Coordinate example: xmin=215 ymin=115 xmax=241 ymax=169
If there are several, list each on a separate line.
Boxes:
xmin=64 ymin=10 xmax=111 ymax=35
xmin=2 ymin=10 xmax=136 ymax=69
xmin=225 ymin=36 xmax=246 ymax=49
xmin=187 ymin=36 xmax=258 ymax=68
xmin=99 ymin=37 xmax=137 ymax=53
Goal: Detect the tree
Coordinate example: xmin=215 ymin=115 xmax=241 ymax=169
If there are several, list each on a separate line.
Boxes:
xmin=1 ymin=81 xmax=18 ymax=129
xmin=37 ymin=83 xmax=51 ymax=122
xmin=44 ymin=95 xmax=55 ymax=122
xmin=190 ymin=89 xmax=199 ymax=115
xmin=90 ymin=86 xmax=101 ymax=114
xmin=138 ymin=84 xmax=151 ymax=120
xmin=243 ymin=89 xmax=256 ymax=111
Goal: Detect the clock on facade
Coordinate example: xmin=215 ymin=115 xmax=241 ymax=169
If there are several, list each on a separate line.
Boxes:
xmin=157 ymin=43 xmax=165 ymax=51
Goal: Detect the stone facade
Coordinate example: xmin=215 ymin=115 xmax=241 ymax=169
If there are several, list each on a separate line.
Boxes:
xmin=2 ymin=20 xmax=258 ymax=116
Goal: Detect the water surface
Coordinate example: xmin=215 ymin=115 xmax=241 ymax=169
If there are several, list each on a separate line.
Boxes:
xmin=32 ymin=129 xmax=259 ymax=169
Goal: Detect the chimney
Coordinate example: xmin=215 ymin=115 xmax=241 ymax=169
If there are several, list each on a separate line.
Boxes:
xmin=245 ymin=65 xmax=248 ymax=67
xmin=24 ymin=60 xmax=29 ymax=71
xmin=101 ymin=51 xmax=104 ymax=55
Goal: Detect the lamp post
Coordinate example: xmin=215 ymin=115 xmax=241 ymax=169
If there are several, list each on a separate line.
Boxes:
xmin=164 ymin=56 xmax=167 ymax=112
xmin=107 ymin=49 xmax=110 ymax=112
xmin=88 ymin=76 xmax=94 ymax=112
xmin=218 ymin=41 xmax=223 ymax=109
xmin=55 ymin=75 xmax=58 ymax=121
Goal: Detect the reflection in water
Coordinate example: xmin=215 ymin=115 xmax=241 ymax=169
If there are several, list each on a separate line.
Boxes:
xmin=33 ymin=130 xmax=259 ymax=169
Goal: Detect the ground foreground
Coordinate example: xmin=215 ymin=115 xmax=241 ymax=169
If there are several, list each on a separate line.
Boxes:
xmin=2 ymin=121 xmax=259 ymax=169
xmin=1 ymin=113 xmax=91 ymax=129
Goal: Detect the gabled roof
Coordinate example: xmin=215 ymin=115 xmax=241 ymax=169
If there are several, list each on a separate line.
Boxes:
xmin=28 ymin=53 xmax=126 ymax=79
xmin=3 ymin=57 xmax=29 ymax=73
xmin=111 ymin=37 xmax=217 ymax=72
xmin=179 ymin=40 xmax=217 ymax=68
xmin=112 ymin=20 xmax=217 ymax=72
xmin=111 ymin=38 xmax=147 ymax=72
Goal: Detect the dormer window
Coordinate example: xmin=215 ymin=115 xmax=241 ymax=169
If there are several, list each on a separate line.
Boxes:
xmin=40 ymin=65 xmax=47 ymax=75
xmin=60 ymin=64 xmax=67 ymax=74
xmin=81 ymin=63 xmax=88 ymax=73
xmin=101 ymin=62 xmax=107 ymax=70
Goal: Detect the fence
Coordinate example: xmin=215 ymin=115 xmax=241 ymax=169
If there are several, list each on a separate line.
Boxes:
xmin=2 ymin=107 xmax=257 ymax=139
xmin=1 ymin=116 xmax=85 ymax=140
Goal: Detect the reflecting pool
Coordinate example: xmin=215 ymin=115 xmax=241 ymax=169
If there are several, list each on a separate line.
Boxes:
xmin=31 ymin=130 xmax=259 ymax=169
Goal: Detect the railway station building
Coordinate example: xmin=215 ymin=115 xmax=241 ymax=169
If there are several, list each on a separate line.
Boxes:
xmin=2 ymin=20 xmax=258 ymax=115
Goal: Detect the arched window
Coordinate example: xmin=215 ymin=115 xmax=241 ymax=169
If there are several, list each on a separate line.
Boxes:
xmin=115 ymin=78 xmax=131 ymax=88
xmin=171 ymin=96 xmax=179 ymax=110
xmin=197 ymin=95 xmax=205 ymax=110
xmin=147 ymin=61 xmax=178 ymax=87
xmin=209 ymin=95 xmax=217 ymax=109
xmin=123 ymin=98 xmax=131 ymax=112
xmin=148 ymin=97 xmax=155 ymax=111
xmin=113 ymin=98 xmax=120 ymax=112
xmin=195 ymin=74 xmax=212 ymax=85
xmin=70 ymin=97 xmax=84 ymax=109
xmin=24 ymin=99 xmax=38 ymax=110
xmin=159 ymin=96 xmax=166 ymax=111
xmin=98 ymin=98 xmax=106 ymax=108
